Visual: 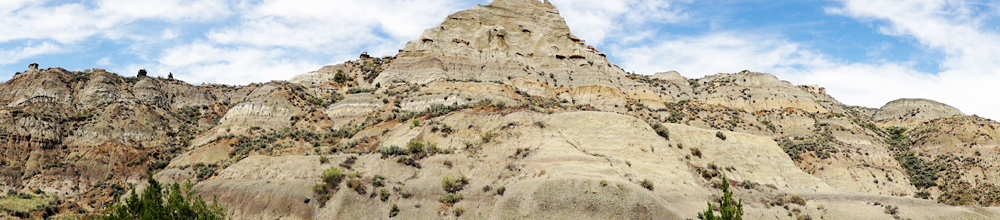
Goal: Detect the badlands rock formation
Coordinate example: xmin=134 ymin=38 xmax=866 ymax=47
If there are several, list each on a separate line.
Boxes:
xmin=2 ymin=0 xmax=1000 ymax=219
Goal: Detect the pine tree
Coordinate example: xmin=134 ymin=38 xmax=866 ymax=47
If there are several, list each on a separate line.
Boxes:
xmin=698 ymin=175 xmax=744 ymax=220
xmin=168 ymin=72 xmax=174 ymax=79
xmin=99 ymin=175 xmax=226 ymax=220
xmin=138 ymin=69 xmax=148 ymax=77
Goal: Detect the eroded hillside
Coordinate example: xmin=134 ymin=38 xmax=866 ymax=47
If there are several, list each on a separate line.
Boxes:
xmin=2 ymin=0 xmax=1000 ymax=219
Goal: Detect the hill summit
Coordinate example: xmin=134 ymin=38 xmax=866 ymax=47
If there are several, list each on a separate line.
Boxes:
xmin=3 ymin=0 xmax=1000 ymax=219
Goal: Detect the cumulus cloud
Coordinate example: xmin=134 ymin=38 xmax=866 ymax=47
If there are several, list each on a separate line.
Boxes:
xmin=818 ymin=0 xmax=1000 ymax=118
xmin=549 ymin=0 xmax=689 ymax=45
xmin=155 ymin=43 xmax=321 ymax=84
xmin=0 ymin=0 xmax=230 ymax=43
xmin=0 ymin=42 xmax=62 ymax=65
xmin=207 ymin=0 xmax=483 ymax=53
xmin=613 ymin=33 xmax=812 ymax=76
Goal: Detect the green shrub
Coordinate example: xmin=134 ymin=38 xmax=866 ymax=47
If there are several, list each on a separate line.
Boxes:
xmin=313 ymin=183 xmax=328 ymax=194
xmin=372 ymin=174 xmax=386 ymax=187
xmin=480 ymin=132 xmax=495 ymax=143
xmin=98 ymin=175 xmax=226 ymax=220
xmin=339 ymin=156 xmax=358 ymax=169
xmin=407 ymin=140 xmax=425 ymax=157
xmin=389 ymin=203 xmax=399 ymax=217
xmin=640 ymin=179 xmax=654 ymax=191
xmin=334 ymin=70 xmax=350 ymax=84
xmin=379 ymin=188 xmax=390 ymax=202
xmin=886 ymin=127 xmax=941 ymax=189
xmin=691 ymin=148 xmax=702 ymax=158
xmin=327 ymin=93 xmax=345 ymax=105
xmin=193 ymin=163 xmax=218 ymax=180
xmin=439 ymin=193 xmax=463 ymax=204
xmin=668 ymin=112 xmax=686 ymax=123
xmin=378 ymin=145 xmax=409 ymax=157
xmin=319 ymin=156 xmax=329 ymax=164
xmin=716 ymin=131 xmax=727 ymax=140
xmin=650 ymin=122 xmax=669 ymax=140
xmin=440 ymin=124 xmax=453 ymax=134
xmin=322 ymin=167 xmax=345 ymax=188
xmin=311 ymin=98 xmax=324 ymax=106
xmin=789 ymin=195 xmax=806 ymax=206
xmin=698 ymin=175 xmax=743 ymax=220
xmin=884 ymin=205 xmax=898 ymax=215
xmin=453 ymin=207 xmax=465 ymax=217
xmin=397 ymin=156 xmax=421 ymax=168
xmin=346 ymin=88 xmax=373 ymax=94
xmin=442 ymin=175 xmax=469 ymax=193
xmin=347 ymin=178 xmax=366 ymax=195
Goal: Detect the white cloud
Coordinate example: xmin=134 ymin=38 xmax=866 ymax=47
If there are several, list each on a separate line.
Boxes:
xmin=822 ymin=0 xmax=1000 ymax=118
xmin=157 ymin=43 xmax=321 ymax=84
xmin=96 ymin=57 xmax=112 ymax=66
xmin=162 ymin=29 xmax=180 ymax=40
xmin=207 ymin=0 xmax=483 ymax=54
xmin=827 ymin=0 xmax=1000 ymax=74
xmin=613 ymin=33 xmax=810 ymax=77
xmin=549 ymin=0 xmax=689 ymax=45
xmin=95 ymin=0 xmax=230 ymax=22
xmin=0 ymin=42 xmax=62 ymax=65
xmin=0 ymin=0 xmax=230 ymax=43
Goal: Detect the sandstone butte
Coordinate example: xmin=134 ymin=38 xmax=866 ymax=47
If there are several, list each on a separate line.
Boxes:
xmin=2 ymin=0 xmax=1000 ymax=219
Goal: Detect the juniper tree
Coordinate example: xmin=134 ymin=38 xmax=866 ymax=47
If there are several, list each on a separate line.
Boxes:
xmin=698 ymin=175 xmax=743 ymax=220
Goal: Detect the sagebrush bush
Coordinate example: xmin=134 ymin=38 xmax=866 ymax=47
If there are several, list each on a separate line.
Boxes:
xmin=314 ymin=166 xmax=346 ymax=202
xmin=407 ymin=140 xmax=425 ymax=156
xmin=347 ymin=178 xmax=366 ymax=195
xmin=789 ymin=195 xmax=806 ymax=206
xmin=442 ymin=175 xmax=469 ymax=193
xmin=372 ymin=174 xmax=386 ymax=187
xmin=640 ymin=179 xmax=654 ymax=191
xmin=322 ymin=167 xmax=345 ymax=187
xmin=439 ymin=193 xmax=463 ymax=204
xmin=378 ymin=145 xmax=409 ymax=157
xmin=649 ymin=122 xmax=670 ymax=140
xmin=389 ymin=203 xmax=399 ymax=217
xmin=379 ymin=188 xmax=390 ymax=202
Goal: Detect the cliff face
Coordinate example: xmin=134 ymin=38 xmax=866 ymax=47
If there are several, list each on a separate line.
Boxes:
xmin=3 ymin=0 xmax=1000 ymax=219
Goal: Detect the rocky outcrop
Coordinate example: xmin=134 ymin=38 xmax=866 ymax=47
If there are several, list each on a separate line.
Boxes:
xmin=370 ymin=0 xmax=650 ymax=111
xmin=875 ymin=98 xmax=963 ymax=126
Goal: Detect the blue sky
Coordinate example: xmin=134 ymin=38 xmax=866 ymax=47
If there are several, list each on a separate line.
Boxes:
xmin=2 ymin=0 xmax=1000 ymax=119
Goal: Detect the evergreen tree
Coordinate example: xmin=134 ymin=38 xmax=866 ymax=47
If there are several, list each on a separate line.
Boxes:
xmin=99 ymin=175 xmax=226 ymax=220
xmin=138 ymin=69 xmax=148 ymax=77
xmin=168 ymin=72 xmax=174 ymax=79
xmin=698 ymin=175 xmax=744 ymax=220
